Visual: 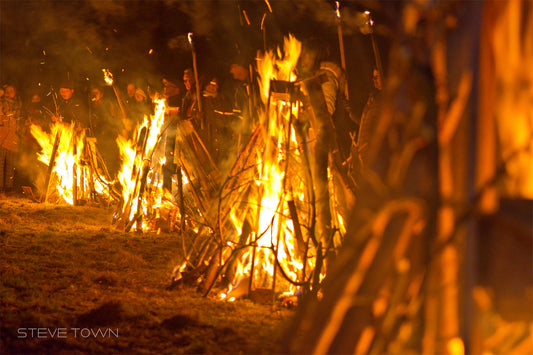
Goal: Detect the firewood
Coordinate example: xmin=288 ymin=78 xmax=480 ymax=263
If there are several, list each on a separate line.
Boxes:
xmin=42 ymin=130 xmax=61 ymax=203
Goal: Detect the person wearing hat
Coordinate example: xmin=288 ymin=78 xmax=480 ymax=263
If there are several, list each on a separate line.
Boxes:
xmin=202 ymin=76 xmax=235 ymax=169
xmin=181 ymin=68 xmax=203 ymax=129
xmin=162 ymin=77 xmax=182 ymax=109
xmin=45 ymin=79 xmax=89 ymax=129
xmin=229 ymin=54 xmax=260 ymax=152
xmin=132 ymin=88 xmax=152 ymax=124
xmin=124 ymin=82 xmax=137 ymax=114
xmin=18 ymin=88 xmax=47 ymax=194
xmin=161 ymin=76 xmax=183 ymax=193
xmin=88 ymin=85 xmax=123 ymax=178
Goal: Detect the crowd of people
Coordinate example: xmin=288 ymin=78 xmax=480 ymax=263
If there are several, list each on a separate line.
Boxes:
xmin=0 ymin=54 xmax=265 ymax=197
xmin=1 ymin=39 xmax=372 ymax=198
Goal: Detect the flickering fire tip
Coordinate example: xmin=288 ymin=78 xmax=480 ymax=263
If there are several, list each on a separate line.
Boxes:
xmin=102 ymin=69 xmax=113 ymax=86
xmin=264 ymin=0 xmax=272 ymax=13
xmin=364 ymin=11 xmax=374 ymax=28
xmin=335 ymin=1 xmax=341 ymax=20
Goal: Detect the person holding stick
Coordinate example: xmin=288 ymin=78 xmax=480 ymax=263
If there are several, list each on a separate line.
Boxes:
xmin=229 ymin=53 xmax=260 ymax=153
xmin=181 ymin=69 xmax=201 ymax=130
xmin=161 ymin=76 xmax=182 ymax=193
xmin=88 ymin=85 xmax=123 ymax=178
xmin=46 ymin=80 xmax=89 ymax=129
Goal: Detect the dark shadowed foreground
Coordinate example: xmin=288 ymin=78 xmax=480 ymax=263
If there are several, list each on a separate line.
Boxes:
xmin=0 ymin=195 xmax=293 ymax=354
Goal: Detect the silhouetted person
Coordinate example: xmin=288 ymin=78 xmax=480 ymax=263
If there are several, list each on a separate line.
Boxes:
xmin=132 ymin=88 xmax=152 ymax=125
xmin=162 ymin=76 xmax=182 ymax=192
xmin=0 ymin=84 xmax=22 ymax=193
xmin=202 ymin=76 xmax=235 ymax=168
xmin=230 ymin=56 xmax=260 ymax=152
xmin=47 ymin=80 xmax=89 ymax=129
xmin=181 ymin=68 xmax=201 ymax=131
xmin=89 ymin=85 xmax=123 ymax=178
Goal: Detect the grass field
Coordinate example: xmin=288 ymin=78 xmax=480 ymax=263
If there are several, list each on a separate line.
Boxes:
xmin=0 ymin=195 xmax=293 ymax=354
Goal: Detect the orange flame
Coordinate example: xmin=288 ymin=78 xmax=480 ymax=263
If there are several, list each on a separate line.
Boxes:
xmin=102 ymin=69 xmax=113 ymax=86
xmin=116 ymin=98 xmax=169 ymax=230
xmin=31 ymin=122 xmax=111 ymax=204
xmin=221 ymin=35 xmax=324 ymax=299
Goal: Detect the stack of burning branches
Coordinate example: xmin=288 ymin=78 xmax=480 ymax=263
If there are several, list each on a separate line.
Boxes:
xmin=31 ymin=110 xmax=119 ymax=205
xmin=170 ymin=35 xmax=356 ymax=304
xmin=31 ymin=35 xmax=357 ymax=304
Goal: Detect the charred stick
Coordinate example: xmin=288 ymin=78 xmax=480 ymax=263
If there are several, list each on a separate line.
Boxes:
xmin=111 ymin=85 xmax=128 ymax=121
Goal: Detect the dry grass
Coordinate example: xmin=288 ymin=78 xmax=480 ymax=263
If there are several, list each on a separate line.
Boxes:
xmin=0 ymin=195 xmax=293 ymax=354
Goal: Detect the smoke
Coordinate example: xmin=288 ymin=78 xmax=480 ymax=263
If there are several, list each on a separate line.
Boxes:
xmin=168 ymin=35 xmax=191 ymax=52
xmin=172 ymin=1 xmax=217 ymax=38
xmin=1 ymin=0 xmax=163 ymax=92
xmin=258 ymin=0 xmax=371 ymax=36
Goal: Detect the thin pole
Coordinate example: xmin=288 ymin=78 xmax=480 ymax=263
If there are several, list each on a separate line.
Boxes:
xmin=189 ymin=33 xmax=203 ymax=129
xmin=335 ymin=1 xmax=349 ymax=100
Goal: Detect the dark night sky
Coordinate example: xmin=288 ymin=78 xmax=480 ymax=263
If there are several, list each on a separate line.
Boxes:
xmin=0 ymin=0 xmax=390 ymax=115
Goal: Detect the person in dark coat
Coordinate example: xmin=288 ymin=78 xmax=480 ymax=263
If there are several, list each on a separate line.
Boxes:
xmin=89 ymin=85 xmax=123 ymax=178
xmin=161 ymin=77 xmax=182 ymax=192
xmin=47 ymin=80 xmax=89 ymax=129
xmin=201 ymin=76 xmax=235 ymax=169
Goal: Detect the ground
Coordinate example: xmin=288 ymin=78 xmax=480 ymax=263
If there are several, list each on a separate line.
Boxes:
xmin=0 ymin=194 xmax=293 ymax=354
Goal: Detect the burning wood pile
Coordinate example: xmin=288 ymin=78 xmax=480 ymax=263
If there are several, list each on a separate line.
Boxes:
xmin=20 ymin=0 xmax=533 ymax=353
xmin=168 ymin=35 xmax=357 ymax=301
xmin=30 ymin=121 xmax=119 ymax=205
xmin=30 ymin=35 xmax=356 ymax=303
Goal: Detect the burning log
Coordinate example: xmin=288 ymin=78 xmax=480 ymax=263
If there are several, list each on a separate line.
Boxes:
xmin=42 ymin=130 xmax=61 ymax=203
xmin=121 ymin=126 xmax=149 ymax=231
